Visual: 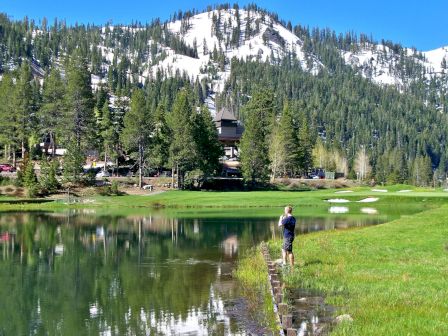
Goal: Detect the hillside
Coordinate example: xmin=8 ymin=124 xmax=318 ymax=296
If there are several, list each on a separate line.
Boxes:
xmin=0 ymin=3 xmax=448 ymax=184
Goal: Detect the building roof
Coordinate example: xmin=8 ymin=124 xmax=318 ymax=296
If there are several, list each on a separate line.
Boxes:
xmin=214 ymin=107 xmax=237 ymax=122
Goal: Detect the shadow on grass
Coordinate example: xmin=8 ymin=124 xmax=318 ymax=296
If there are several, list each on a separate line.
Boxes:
xmin=303 ymin=259 xmax=336 ymax=267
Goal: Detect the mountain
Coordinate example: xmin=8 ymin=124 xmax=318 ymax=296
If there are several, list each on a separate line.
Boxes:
xmin=0 ymin=6 xmax=446 ymax=104
xmin=342 ymin=43 xmax=448 ymax=88
xmin=1 ymin=4 xmax=448 ymax=184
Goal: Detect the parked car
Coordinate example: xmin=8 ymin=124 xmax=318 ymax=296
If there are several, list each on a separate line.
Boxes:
xmin=0 ymin=164 xmax=15 ymax=172
xmin=96 ymin=170 xmax=111 ymax=178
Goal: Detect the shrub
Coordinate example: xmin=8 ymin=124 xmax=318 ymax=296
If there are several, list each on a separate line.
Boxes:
xmin=40 ymin=158 xmax=60 ymax=193
xmin=82 ymin=169 xmax=97 ymax=187
xmin=97 ymin=181 xmax=121 ymax=196
xmin=23 ymin=156 xmax=39 ymax=198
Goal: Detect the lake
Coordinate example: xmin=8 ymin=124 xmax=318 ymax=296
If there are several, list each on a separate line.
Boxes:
xmin=0 ymin=202 xmax=427 ymax=335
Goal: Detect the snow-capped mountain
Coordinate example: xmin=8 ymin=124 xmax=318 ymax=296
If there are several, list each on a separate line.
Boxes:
xmin=1 ymin=6 xmax=447 ymax=100
xmin=89 ymin=9 xmax=448 ymax=96
xmin=342 ymin=43 xmax=448 ymax=88
xmin=160 ymin=9 xmax=321 ymax=92
xmin=89 ymin=8 xmax=321 ymax=94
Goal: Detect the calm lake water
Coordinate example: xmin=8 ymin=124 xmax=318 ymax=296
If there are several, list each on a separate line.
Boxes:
xmin=0 ymin=203 xmax=427 ymax=335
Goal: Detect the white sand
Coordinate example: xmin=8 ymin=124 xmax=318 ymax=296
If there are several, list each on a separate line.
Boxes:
xmin=357 ymin=197 xmax=379 ymax=203
xmin=335 ymin=190 xmax=353 ymax=194
xmin=326 ymin=199 xmax=350 ymax=203
xmin=361 ymin=207 xmax=378 ymax=215
xmin=329 ymin=206 xmax=349 ymax=214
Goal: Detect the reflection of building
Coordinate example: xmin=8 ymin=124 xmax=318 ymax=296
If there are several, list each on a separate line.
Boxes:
xmin=214 ymin=108 xmax=244 ymax=159
xmin=221 ymin=235 xmax=238 ymax=257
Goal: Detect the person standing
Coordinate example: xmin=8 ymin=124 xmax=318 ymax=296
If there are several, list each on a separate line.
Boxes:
xmin=278 ymin=205 xmax=296 ymax=267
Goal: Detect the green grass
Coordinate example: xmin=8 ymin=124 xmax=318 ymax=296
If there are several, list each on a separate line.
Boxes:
xmin=1 ymin=184 xmax=448 ymax=210
xmin=267 ymin=204 xmax=448 ymax=335
xmin=1 ymin=185 xmax=448 ymax=334
xmin=234 ymin=247 xmax=280 ymax=333
xmin=0 ymin=187 xmax=446 ymax=220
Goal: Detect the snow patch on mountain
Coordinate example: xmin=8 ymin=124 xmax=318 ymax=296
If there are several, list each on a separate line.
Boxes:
xmin=342 ymin=44 xmax=406 ymax=87
xmin=342 ymin=43 xmax=448 ymax=87
xmin=150 ymin=9 xmax=322 ymax=92
xmin=423 ymin=46 xmax=448 ymax=74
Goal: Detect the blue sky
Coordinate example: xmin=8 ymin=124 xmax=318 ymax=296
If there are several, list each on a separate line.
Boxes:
xmin=2 ymin=0 xmax=446 ymax=50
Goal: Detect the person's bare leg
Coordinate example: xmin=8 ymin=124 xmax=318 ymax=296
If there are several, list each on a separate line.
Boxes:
xmin=289 ymin=252 xmax=294 ymax=267
xmin=282 ymin=249 xmax=287 ymax=265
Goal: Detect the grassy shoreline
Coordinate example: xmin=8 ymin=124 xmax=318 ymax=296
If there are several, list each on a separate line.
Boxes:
xmin=1 ymin=185 xmax=448 ymax=211
xmin=234 ymin=246 xmax=279 ymax=334
xmin=1 ymin=187 xmax=448 ymax=334
xmin=266 ymin=204 xmax=448 ymax=335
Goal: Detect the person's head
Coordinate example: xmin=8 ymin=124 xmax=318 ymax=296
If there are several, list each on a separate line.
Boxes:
xmin=284 ymin=205 xmax=293 ymax=215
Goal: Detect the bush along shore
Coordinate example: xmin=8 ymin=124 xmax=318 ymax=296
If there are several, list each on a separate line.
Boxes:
xmin=264 ymin=204 xmax=448 ymax=335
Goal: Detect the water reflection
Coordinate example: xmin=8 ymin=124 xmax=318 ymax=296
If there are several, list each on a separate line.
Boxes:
xmin=0 ymin=209 xmax=397 ymax=335
xmin=0 ymin=212 xmax=272 ymax=335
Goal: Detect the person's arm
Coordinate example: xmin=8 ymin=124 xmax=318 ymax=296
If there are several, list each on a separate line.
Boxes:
xmin=278 ymin=215 xmax=284 ymax=226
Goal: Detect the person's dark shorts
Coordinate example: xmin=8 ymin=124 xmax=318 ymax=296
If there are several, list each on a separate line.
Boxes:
xmin=282 ymin=236 xmax=294 ymax=252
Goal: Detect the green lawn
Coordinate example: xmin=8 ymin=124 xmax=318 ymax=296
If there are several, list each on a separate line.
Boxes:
xmin=267 ymin=203 xmax=448 ymax=335
xmin=0 ymin=186 xmax=447 ymax=217
xmin=1 ymin=186 xmax=448 ymax=334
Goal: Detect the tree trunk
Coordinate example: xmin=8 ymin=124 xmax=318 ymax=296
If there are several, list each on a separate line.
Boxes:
xmin=176 ymin=163 xmax=180 ymax=189
xmin=171 ymin=166 xmax=175 ymax=188
xmin=115 ymin=144 xmax=119 ymax=177
xmin=51 ymin=133 xmax=56 ymax=157
xmin=21 ymin=140 xmax=25 ymax=159
xmin=12 ymin=149 xmax=16 ymax=168
xmin=104 ymin=148 xmax=107 ymax=174
xmin=138 ymin=142 xmax=143 ymax=189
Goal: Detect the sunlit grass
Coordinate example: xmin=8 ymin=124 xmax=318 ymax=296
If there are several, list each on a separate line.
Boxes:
xmin=268 ymin=204 xmax=448 ymax=335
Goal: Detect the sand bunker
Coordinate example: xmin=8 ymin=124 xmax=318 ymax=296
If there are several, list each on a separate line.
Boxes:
xmin=335 ymin=190 xmax=353 ymax=194
xmin=361 ymin=207 xmax=378 ymax=215
xmin=326 ymin=199 xmax=350 ymax=203
xmin=371 ymin=189 xmax=388 ymax=192
xmin=357 ymin=197 xmax=379 ymax=203
xmin=397 ymin=190 xmax=412 ymax=193
xmin=329 ymin=206 xmax=349 ymax=214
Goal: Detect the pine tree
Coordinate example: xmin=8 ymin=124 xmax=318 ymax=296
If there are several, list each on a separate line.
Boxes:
xmin=148 ymin=103 xmax=170 ymax=171
xmin=202 ymin=37 xmax=208 ymax=55
xmin=279 ymin=101 xmax=299 ymax=176
xmin=22 ymin=154 xmax=39 ymax=197
xmin=0 ymin=74 xmax=17 ymax=164
xmin=100 ymin=99 xmax=116 ymax=173
xmin=240 ymin=88 xmax=275 ymax=185
xmin=63 ymin=139 xmax=85 ymax=183
xmin=13 ymin=61 xmax=34 ymax=159
xmin=193 ymin=105 xmax=223 ymax=177
xmin=40 ymin=156 xmax=60 ymax=193
xmin=39 ymin=68 xmax=66 ymax=156
xmin=412 ymin=155 xmax=432 ymax=186
xmin=167 ymin=89 xmax=199 ymax=188
xmin=111 ymin=94 xmax=129 ymax=175
xmin=121 ymin=88 xmax=153 ymax=188
xmin=64 ymin=53 xmax=95 ymax=148
xmin=297 ymin=110 xmax=313 ymax=176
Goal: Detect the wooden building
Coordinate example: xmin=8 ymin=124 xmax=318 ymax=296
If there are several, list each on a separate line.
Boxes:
xmin=214 ymin=108 xmax=244 ymax=159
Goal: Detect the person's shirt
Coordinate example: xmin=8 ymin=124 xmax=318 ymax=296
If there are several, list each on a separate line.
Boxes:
xmin=281 ymin=215 xmax=296 ymax=238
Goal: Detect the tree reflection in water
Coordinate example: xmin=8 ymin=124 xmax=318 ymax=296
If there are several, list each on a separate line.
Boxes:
xmin=0 ymin=210 xmax=388 ymax=335
xmin=0 ymin=212 xmax=273 ymax=335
